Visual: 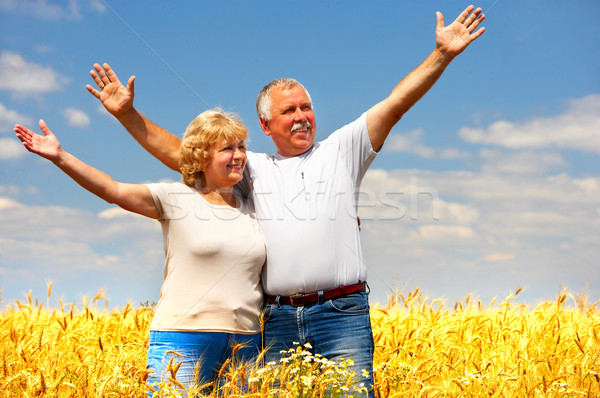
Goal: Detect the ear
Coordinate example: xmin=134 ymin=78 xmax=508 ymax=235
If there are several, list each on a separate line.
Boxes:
xmin=259 ymin=117 xmax=272 ymax=136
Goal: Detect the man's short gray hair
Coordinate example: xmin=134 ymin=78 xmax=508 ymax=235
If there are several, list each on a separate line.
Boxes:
xmin=256 ymin=78 xmax=312 ymax=121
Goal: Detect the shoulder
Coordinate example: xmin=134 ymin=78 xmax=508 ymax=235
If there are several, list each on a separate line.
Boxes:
xmin=247 ymin=150 xmax=273 ymax=163
xmin=246 ymin=150 xmax=276 ymax=171
xmin=326 ymin=112 xmax=368 ymax=142
xmin=145 ymin=181 xmax=193 ymax=197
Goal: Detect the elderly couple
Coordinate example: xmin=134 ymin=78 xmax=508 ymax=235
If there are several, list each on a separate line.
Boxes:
xmin=15 ymin=6 xmax=485 ymax=396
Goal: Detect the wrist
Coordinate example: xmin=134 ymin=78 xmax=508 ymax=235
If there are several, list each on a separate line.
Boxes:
xmin=114 ymin=106 xmax=137 ymax=121
xmin=52 ymin=148 xmax=68 ymax=165
xmin=432 ymin=47 xmax=455 ymax=64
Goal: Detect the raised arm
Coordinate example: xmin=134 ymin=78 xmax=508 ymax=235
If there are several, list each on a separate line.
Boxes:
xmin=14 ymin=120 xmax=160 ymax=219
xmin=86 ymin=63 xmax=182 ymax=171
xmin=366 ymin=5 xmax=486 ymax=151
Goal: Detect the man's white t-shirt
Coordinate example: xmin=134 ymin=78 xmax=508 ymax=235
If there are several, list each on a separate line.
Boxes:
xmin=241 ymin=113 xmax=376 ymax=296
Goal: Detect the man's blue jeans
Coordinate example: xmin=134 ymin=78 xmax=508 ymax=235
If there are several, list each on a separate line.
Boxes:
xmin=262 ymin=291 xmax=375 ymax=397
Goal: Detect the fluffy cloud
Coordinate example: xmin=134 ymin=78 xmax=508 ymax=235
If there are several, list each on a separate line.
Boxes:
xmin=358 ymin=168 xmax=600 ymax=305
xmin=459 ymin=94 xmax=600 ymax=154
xmin=0 ymin=197 xmax=163 ymax=304
xmin=0 ymin=102 xmax=33 ymax=133
xmin=0 ymin=0 xmax=105 ymax=20
xmin=385 ymin=128 xmax=470 ymax=159
xmin=0 ymin=138 xmax=25 ymax=160
xmin=479 ymin=149 xmax=566 ymax=174
xmin=0 ymin=52 xmax=70 ymax=96
xmin=0 ymin=102 xmax=32 ymax=158
xmin=63 ymin=107 xmax=90 ymax=129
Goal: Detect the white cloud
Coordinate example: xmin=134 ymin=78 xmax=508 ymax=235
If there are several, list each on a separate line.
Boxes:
xmin=0 ymin=138 xmax=26 ymax=160
xmin=410 ymin=225 xmax=475 ymax=239
xmin=385 ymin=128 xmax=470 ymax=159
xmin=460 ymin=94 xmax=600 ymax=154
xmin=0 ymin=199 xmax=163 ymax=305
xmin=98 ymin=207 xmax=134 ymax=219
xmin=479 ymin=149 xmax=566 ymax=174
xmin=0 ymin=102 xmax=33 ymax=133
xmin=0 ymin=52 xmax=70 ymax=95
xmin=483 ymin=253 xmax=515 ymax=262
xmin=0 ymin=0 xmax=65 ymax=19
xmin=0 ymin=0 xmax=103 ymax=20
xmin=0 ymin=185 xmax=39 ymax=196
xmin=358 ymin=168 xmax=600 ymax=305
xmin=0 ymin=197 xmax=23 ymax=209
xmin=89 ymin=0 xmax=106 ymax=14
xmin=63 ymin=107 xmax=90 ymax=129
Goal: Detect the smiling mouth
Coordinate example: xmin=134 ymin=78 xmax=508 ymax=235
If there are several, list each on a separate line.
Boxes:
xmin=291 ymin=121 xmax=312 ymax=133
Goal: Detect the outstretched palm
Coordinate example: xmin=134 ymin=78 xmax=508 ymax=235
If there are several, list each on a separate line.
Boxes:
xmin=14 ymin=120 xmax=62 ymax=162
xmin=436 ymin=5 xmax=485 ymax=59
xmin=86 ymin=63 xmax=135 ymax=117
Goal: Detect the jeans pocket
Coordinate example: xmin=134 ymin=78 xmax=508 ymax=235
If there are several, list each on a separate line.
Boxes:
xmin=261 ymin=303 xmax=274 ymax=323
xmin=328 ymin=292 xmax=370 ymax=313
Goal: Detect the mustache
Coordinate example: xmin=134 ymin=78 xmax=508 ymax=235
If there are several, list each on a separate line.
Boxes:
xmin=291 ymin=121 xmax=312 ymax=133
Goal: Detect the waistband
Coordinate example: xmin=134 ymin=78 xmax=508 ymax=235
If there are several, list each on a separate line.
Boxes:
xmin=265 ymin=281 xmax=367 ymax=307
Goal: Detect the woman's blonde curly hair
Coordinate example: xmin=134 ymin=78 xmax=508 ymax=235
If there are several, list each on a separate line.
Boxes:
xmin=180 ymin=109 xmax=248 ymax=187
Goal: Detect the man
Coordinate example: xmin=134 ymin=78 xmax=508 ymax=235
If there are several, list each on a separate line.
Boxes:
xmin=87 ymin=6 xmax=485 ymax=395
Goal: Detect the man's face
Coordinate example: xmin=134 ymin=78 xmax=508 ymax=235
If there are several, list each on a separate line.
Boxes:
xmin=259 ymin=85 xmax=316 ymax=157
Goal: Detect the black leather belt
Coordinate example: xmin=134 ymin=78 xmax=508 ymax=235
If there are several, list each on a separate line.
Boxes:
xmin=266 ymin=281 xmax=366 ymax=307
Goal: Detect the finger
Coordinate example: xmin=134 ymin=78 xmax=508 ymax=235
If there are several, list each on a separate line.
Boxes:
xmin=86 ymin=84 xmax=101 ymax=99
xmin=14 ymin=124 xmax=33 ymax=137
xmin=465 ymin=9 xmax=483 ymax=31
xmin=436 ymin=11 xmax=444 ymax=31
xmin=95 ymin=63 xmax=110 ymax=85
xmin=104 ymin=63 xmax=121 ymax=85
xmin=14 ymin=125 xmax=33 ymax=146
xmin=467 ymin=13 xmax=485 ymax=35
xmin=455 ymin=5 xmax=475 ymax=24
xmin=471 ymin=26 xmax=486 ymax=41
xmin=39 ymin=119 xmax=53 ymax=136
xmin=464 ymin=8 xmax=481 ymax=27
xmin=92 ymin=63 xmax=106 ymax=81
xmin=126 ymin=75 xmax=136 ymax=93
xmin=15 ymin=131 xmax=30 ymax=145
xmin=89 ymin=69 xmax=105 ymax=90
xmin=15 ymin=132 xmax=32 ymax=149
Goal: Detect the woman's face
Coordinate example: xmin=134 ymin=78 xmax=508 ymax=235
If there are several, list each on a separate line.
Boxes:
xmin=203 ymin=138 xmax=247 ymax=189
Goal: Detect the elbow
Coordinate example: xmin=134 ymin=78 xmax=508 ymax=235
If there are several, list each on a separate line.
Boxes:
xmin=169 ymin=159 xmax=181 ymax=173
xmin=103 ymin=195 xmax=118 ymax=206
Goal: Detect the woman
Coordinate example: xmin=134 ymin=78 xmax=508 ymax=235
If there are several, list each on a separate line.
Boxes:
xmin=14 ymin=110 xmax=266 ymax=395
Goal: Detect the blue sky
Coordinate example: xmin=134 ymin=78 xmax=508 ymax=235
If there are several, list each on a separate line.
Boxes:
xmin=1 ymin=0 xmax=599 ymax=309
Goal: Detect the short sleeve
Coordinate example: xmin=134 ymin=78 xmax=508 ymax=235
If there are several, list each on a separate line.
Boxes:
xmin=327 ymin=112 xmax=377 ymax=182
xmin=145 ymin=182 xmax=194 ymax=220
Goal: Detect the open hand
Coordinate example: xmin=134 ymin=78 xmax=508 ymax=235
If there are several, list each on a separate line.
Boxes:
xmin=86 ymin=63 xmax=135 ymax=117
xmin=436 ymin=5 xmax=485 ymax=59
xmin=14 ymin=120 xmax=62 ymax=162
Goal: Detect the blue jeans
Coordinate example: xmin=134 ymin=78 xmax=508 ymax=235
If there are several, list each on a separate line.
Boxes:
xmin=146 ymin=330 xmax=261 ymax=396
xmin=262 ymin=291 xmax=375 ymax=397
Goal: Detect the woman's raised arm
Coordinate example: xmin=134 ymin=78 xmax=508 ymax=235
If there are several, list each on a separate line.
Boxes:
xmin=15 ymin=120 xmax=160 ymax=219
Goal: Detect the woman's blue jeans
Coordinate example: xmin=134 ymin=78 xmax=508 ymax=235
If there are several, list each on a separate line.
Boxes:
xmin=262 ymin=291 xmax=375 ymax=397
xmin=146 ymin=330 xmax=261 ymax=396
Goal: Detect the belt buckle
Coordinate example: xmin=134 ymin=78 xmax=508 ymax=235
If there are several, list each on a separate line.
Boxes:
xmin=289 ymin=293 xmax=305 ymax=306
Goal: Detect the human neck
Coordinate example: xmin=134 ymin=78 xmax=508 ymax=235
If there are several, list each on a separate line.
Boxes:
xmin=197 ymin=186 xmax=238 ymax=207
xmin=277 ymin=145 xmax=314 ymax=158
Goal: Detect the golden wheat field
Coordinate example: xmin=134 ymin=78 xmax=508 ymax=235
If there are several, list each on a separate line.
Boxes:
xmin=1 ymin=286 xmax=599 ymax=398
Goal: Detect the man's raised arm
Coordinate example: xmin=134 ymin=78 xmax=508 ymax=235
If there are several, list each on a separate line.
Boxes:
xmin=366 ymin=5 xmax=486 ymax=151
xmin=87 ymin=63 xmax=182 ymax=172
